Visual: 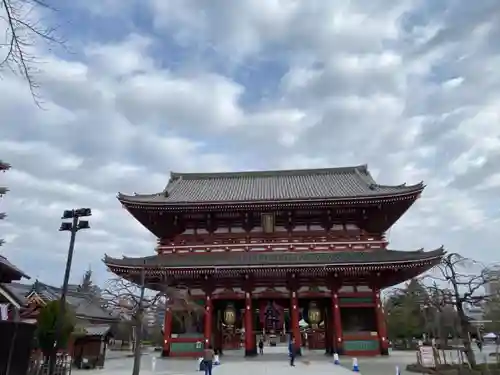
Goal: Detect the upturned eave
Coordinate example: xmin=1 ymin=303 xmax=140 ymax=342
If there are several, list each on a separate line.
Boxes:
xmin=117 ymin=186 xmax=424 ymax=211
xmin=103 ymin=247 xmax=445 ymax=273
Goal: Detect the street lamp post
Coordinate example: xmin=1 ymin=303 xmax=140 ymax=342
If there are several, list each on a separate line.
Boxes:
xmin=50 ymin=208 xmax=91 ymax=374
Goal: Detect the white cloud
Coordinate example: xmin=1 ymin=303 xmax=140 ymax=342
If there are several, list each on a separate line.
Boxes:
xmin=1 ymin=0 xmax=500 ymax=287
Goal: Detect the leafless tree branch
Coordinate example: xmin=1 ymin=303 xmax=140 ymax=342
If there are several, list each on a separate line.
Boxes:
xmin=422 ymin=253 xmax=497 ymax=306
xmin=101 ymin=275 xmax=204 ymax=375
xmin=101 ymin=276 xmax=203 ymax=321
xmin=418 ymin=253 xmax=500 ymax=366
xmin=1 ymin=0 xmax=65 ymax=106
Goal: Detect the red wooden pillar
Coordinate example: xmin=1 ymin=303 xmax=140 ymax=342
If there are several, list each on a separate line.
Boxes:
xmin=290 ymin=290 xmax=302 ymax=354
xmin=332 ymin=290 xmax=343 ymax=354
xmin=204 ymin=294 xmax=213 ymax=348
xmin=244 ymin=291 xmax=256 ymax=356
xmin=162 ymin=306 xmax=173 ymax=357
xmin=374 ymin=289 xmax=389 ymax=355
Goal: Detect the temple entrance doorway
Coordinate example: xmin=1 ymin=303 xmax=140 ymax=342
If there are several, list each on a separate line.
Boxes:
xmin=298 ymin=298 xmax=331 ymax=353
xmin=252 ymin=299 xmax=291 ymax=359
xmin=212 ymin=300 xmax=245 ymax=354
xmin=254 ymin=299 xmax=289 ymax=346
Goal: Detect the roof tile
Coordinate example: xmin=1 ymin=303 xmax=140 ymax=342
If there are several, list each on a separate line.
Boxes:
xmin=0 ymin=256 xmax=29 ymax=282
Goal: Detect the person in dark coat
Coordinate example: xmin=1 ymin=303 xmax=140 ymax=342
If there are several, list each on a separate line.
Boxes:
xmin=258 ymin=338 xmax=264 ymax=355
xmin=288 ymin=337 xmax=296 ymax=366
xmin=202 ymin=346 xmax=214 ymax=375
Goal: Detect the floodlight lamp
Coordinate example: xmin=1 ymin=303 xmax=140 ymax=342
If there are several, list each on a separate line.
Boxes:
xmin=59 ymin=222 xmax=73 ymax=231
xmin=78 ymin=220 xmax=90 ymax=230
xmin=75 ymin=208 xmax=92 ymax=217
xmin=62 ymin=210 xmax=74 ymax=219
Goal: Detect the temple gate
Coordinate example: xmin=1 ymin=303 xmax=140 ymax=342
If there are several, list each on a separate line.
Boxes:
xmin=104 ymin=165 xmax=444 ymax=357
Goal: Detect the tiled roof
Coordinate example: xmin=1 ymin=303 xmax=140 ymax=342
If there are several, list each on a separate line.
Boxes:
xmin=0 ymin=255 xmax=30 ymax=282
xmin=74 ymin=324 xmax=112 ymax=337
xmin=118 ymin=165 xmax=424 ymax=205
xmin=1 ymin=281 xmax=117 ymax=321
xmin=0 ymin=282 xmax=31 ymax=303
xmin=34 ymin=282 xmax=117 ymax=321
xmin=104 ymin=247 xmax=445 ymax=269
xmin=0 ymin=161 xmax=11 ymax=171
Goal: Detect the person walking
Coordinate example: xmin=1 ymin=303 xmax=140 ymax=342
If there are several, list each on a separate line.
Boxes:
xmin=203 ymin=346 xmax=215 ymax=375
xmin=288 ymin=337 xmax=296 ymax=367
xmin=258 ymin=338 xmax=264 ymax=355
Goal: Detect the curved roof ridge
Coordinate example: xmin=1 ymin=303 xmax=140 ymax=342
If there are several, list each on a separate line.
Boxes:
xmin=169 ymin=164 xmax=370 ymax=180
xmin=353 ymin=166 xmax=377 ymax=186
xmin=373 ymin=181 xmax=424 ymax=189
xmin=117 ymin=192 xmax=163 ymax=199
xmin=163 ymin=174 xmax=184 ymax=196
xmin=386 ymin=246 xmax=445 ymax=256
xmin=102 ymin=246 xmax=446 ymax=268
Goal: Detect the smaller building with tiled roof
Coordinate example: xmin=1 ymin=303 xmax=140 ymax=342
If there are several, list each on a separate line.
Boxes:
xmin=0 ymin=280 xmax=119 ymax=324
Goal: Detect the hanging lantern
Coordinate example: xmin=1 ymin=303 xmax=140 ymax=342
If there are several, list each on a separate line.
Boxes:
xmin=223 ymin=303 xmax=236 ymax=326
xmin=308 ymin=301 xmax=321 ymax=326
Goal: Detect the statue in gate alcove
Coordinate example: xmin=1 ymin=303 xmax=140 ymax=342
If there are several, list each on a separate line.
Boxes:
xmin=259 ymin=300 xmax=284 ymax=334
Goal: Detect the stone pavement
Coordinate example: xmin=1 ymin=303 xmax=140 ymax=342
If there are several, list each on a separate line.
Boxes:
xmin=338 ymin=352 xmax=414 ymax=375
xmin=76 ymin=345 xmax=353 ymax=375
xmin=337 ymin=346 xmax=499 ymax=375
xmin=76 ymin=356 xmax=354 ymax=375
xmin=75 ymin=346 xmax=500 ymax=375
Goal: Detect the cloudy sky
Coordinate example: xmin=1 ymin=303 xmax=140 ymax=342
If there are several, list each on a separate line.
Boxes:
xmin=1 ymin=0 xmax=499 ymax=287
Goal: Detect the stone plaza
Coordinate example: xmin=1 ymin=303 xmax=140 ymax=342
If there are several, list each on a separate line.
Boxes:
xmin=79 ymin=344 xmax=500 ymax=375
xmin=78 ymin=346 xmax=436 ymax=375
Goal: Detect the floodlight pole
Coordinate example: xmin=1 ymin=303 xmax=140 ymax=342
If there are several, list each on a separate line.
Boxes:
xmin=59 ymin=214 xmax=78 ymax=315
xmin=50 ymin=209 xmax=91 ymax=375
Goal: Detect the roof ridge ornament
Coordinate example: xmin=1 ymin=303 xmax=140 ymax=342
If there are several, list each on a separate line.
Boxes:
xmin=169 ymin=165 xmax=371 ymax=180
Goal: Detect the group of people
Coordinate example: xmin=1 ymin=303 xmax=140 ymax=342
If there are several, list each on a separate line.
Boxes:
xmin=201 ymin=337 xmax=298 ymax=375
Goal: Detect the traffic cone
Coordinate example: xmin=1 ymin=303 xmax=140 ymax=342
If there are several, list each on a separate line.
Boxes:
xmin=333 ymin=353 xmax=340 ymax=365
xmin=352 ymin=358 xmax=359 ymax=372
xmin=396 ymin=365 xmax=401 ymax=375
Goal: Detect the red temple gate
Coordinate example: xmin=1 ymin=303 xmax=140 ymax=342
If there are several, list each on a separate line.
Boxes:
xmin=105 ymin=165 xmax=444 ymax=357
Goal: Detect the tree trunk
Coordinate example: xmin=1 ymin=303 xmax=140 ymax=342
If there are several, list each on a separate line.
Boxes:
xmin=132 ymin=319 xmax=143 ymax=375
xmin=131 ymin=325 xmax=136 ymax=351
xmin=448 ymin=262 xmax=476 ymax=368
xmin=132 ymin=268 xmax=146 ymax=375
xmin=458 ymin=309 xmax=476 ymax=367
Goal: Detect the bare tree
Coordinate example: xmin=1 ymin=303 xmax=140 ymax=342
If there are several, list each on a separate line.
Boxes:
xmin=101 ymin=272 xmax=202 ymax=375
xmin=1 ymin=0 xmax=64 ymax=103
xmin=423 ymin=253 xmax=498 ymax=367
